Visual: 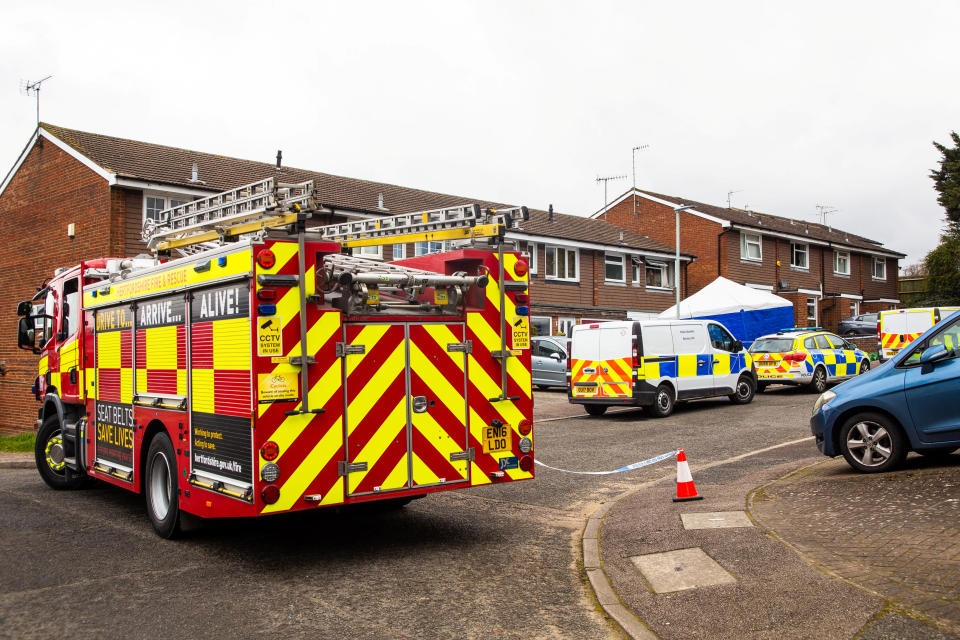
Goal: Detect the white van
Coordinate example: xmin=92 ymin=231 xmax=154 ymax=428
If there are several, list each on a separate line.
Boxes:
xmin=568 ymin=319 xmax=756 ymax=417
xmin=879 ymin=307 xmax=960 ymax=361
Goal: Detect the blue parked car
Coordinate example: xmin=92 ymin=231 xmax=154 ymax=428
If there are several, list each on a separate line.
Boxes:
xmin=810 ymin=309 xmax=960 ymax=472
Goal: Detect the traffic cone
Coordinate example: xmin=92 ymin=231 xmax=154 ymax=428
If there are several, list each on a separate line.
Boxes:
xmin=673 ymin=449 xmax=703 ymax=502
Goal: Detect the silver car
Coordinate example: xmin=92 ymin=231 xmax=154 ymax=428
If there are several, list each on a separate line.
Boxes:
xmin=531 ymin=336 xmax=568 ymax=389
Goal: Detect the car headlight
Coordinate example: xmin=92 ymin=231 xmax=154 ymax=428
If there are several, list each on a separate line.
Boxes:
xmin=812 ymin=390 xmax=836 ymax=416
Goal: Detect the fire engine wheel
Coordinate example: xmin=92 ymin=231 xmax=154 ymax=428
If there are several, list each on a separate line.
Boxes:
xmin=584 ymin=404 xmax=608 ymax=417
xmin=808 ymin=366 xmax=828 ymax=394
xmin=728 ymin=375 xmax=755 ymax=405
xmin=648 ymin=385 xmax=674 ymax=418
xmin=35 ymin=415 xmax=83 ymax=490
xmin=145 ymin=433 xmax=181 ymax=539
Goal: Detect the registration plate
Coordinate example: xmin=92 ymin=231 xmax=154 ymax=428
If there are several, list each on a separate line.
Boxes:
xmin=574 ymin=383 xmax=598 ymax=395
xmin=482 ymin=422 xmax=512 ymax=454
xmin=758 ymin=360 xmax=776 ymax=367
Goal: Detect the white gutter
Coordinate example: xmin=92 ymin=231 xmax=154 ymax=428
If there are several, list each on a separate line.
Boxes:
xmin=506 ymin=230 xmax=694 ymax=262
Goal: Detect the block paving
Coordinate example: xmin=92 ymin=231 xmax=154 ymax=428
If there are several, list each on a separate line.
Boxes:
xmin=753 ymin=455 xmax=960 ymax=633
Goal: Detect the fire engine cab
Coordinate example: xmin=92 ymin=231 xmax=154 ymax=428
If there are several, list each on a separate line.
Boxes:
xmin=17 ymin=178 xmax=534 ymax=537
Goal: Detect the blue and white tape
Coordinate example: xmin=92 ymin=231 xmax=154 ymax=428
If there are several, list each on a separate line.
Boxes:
xmin=534 ymin=449 xmax=679 ymax=476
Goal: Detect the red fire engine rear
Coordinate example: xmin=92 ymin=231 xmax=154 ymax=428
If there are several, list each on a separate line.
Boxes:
xmin=16 ymin=179 xmax=534 ymax=537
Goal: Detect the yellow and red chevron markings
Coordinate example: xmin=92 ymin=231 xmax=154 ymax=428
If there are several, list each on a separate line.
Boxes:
xmin=882 ymin=332 xmax=921 ymax=349
xmin=571 ymin=357 xmax=632 ymax=397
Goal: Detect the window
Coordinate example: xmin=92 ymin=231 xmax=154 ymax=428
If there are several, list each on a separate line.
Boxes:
xmin=527 ymin=243 xmax=537 ymax=274
xmin=645 ymin=261 xmax=671 ymax=289
xmin=872 ymin=257 xmax=886 ymax=280
xmin=144 ymin=194 xmax=190 ymax=226
xmin=604 ymin=253 xmax=625 ymax=283
xmin=806 ymin=297 xmax=818 ymax=324
xmin=392 ymin=243 xmax=405 ymax=260
xmin=353 ymin=245 xmax=382 ymax=260
xmin=850 ymin=300 xmax=859 ymax=317
xmin=557 ymin=317 xmax=575 ymax=336
xmin=537 ymin=339 xmax=565 ymax=360
xmin=790 ymin=243 xmax=808 ymax=269
xmin=530 ymin=316 xmax=551 ymax=336
xmin=740 ymin=232 xmax=762 ymax=262
xmin=708 ymin=324 xmax=737 ymax=352
xmin=415 ymin=240 xmax=445 ymax=256
xmin=804 ymin=337 xmax=817 ymax=350
xmin=834 ymin=250 xmax=850 ymax=275
xmin=814 ymin=334 xmax=833 ymax=350
xmin=62 ymin=279 xmax=80 ymax=339
xmin=545 ymin=246 xmax=578 ymax=281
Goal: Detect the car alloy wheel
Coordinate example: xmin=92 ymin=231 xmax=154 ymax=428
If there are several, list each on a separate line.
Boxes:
xmin=845 ymin=420 xmax=893 ymax=468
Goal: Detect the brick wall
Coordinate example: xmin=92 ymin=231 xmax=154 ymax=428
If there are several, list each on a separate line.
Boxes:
xmin=0 ymin=141 xmax=117 ymax=433
xmin=597 ymin=196 xmax=719 ymax=294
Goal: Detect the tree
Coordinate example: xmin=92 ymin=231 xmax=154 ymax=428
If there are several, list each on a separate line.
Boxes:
xmin=924 ymin=131 xmax=960 ymax=304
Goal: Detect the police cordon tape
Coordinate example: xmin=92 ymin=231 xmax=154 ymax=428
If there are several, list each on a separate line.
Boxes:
xmin=534 ymin=449 xmax=680 ymax=475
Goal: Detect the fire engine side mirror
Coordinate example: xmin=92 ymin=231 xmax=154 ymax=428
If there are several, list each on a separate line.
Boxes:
xmin=16 ymin=300 xmax=31 ymax=316
xmin=17 ymin=317 xmax=40 ymax=354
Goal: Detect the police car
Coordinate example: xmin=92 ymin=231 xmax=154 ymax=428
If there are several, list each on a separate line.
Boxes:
xmin=749 ymin=327 xmax=870 ymax=393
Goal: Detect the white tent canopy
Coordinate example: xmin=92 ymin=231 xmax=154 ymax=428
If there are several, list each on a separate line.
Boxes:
xmin=659 ymin=277 xmax=792 ymax=319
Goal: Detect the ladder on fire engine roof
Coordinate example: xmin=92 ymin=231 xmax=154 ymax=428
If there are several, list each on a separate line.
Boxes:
xmin=142 ymin=176 xmax=529 ymax=255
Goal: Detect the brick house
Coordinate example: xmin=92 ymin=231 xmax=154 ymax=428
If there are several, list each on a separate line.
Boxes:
xmin=0 ymin=123 xmax=692 ymax=433
xmin=593 ymin=189 xmax=906 ymax=332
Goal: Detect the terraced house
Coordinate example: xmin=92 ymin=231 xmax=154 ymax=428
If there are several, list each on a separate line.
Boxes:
xmin=593 ymin=189 xmax=905 ymax=332
xmin=0 ymin=123 xmax=693 ymax=433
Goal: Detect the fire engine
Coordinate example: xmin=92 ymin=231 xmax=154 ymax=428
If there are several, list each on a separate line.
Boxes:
xmin=16 ymin=178 xmax=534 ymax=537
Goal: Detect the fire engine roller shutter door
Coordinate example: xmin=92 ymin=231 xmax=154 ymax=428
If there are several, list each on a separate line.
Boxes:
xmin=189 ymin=282 xmax=254 ymax=489
xmin=134 ymin=294 xmax=186 ymax=401
xmin=408 ymin=323 xmax=469 ymax=486
xmin=94 ymin=305 xmax=134 ymax=473
xmin=343 ymin=323 xmax=410 ymax=495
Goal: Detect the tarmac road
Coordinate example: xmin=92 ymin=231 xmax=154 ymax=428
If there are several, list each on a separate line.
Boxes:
xmin=0 ymin=386 xmax=823 ymax=639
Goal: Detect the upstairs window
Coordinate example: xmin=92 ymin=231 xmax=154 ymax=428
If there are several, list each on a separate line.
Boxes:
xmin=352 ymin=245 xmax=382 ymax=260
xmin=415 ymin=240 xmax=445 ymax=256
xmin=144 ymin=194 xmax=190 ymax=226
xmin=791 ymin=243 xmax=808 ymax=269
xmin=604 ymin=253 xmax=625 ymax=283
xmin=527 ymin=243 xmax=538 ymax=274
xmin=545 ymin=246 xmax=578 ymax=281
xmin=834 ymin=250 xmax=850 ymax=275
xmin=740 ymin=232 xmax=762 ymax=262
xmin=645 ymin=261 xmax=671 ymax=289
xmin=872 ymin=256 xmax=886 ymax=280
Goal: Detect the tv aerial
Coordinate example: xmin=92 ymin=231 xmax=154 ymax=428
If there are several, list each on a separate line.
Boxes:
xmin=19 ymin=76 xmax=53 ymax=124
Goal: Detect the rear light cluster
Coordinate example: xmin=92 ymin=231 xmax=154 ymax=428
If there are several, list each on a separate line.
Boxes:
xmin=259 ymin=441 xmax=281 ymax=504
xmin=632 ymin=338 xmax=639 ymax=369
xmin=257 ymin=249 xmax=276 ymax=269
xmin=783 ymin=352 xmax=807 ymax=362
xmin=514 ymin=259 xmax=529 ymax=277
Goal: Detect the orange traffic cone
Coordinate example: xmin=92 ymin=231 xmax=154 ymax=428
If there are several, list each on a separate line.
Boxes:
xmin=673 ymin=449 xmax=703 ymax=502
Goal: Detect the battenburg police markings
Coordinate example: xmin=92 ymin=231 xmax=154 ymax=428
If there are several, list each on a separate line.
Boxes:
xmin=535 ymin=449 xmax=679 ymax=475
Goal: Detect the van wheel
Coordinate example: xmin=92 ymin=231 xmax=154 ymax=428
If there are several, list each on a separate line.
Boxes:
xmin=648 ymin=385 xmax=674 ymax=418
xmin=145 ymin=432 xmax=182 ymax=539
xmin=859 ymin=359 xmax=870 ymax=374
xmin=808 ymin=366 xmax=828 ymax=394
xmin=728 ymin=375 xmax=755 ymax=405
xmin=839 ymin=412 xmax=906 ymax=473
xmin=35 ymin=415 xmax=84 ymax=490
xmin=584 ymin=404 xmax=608 ymax=417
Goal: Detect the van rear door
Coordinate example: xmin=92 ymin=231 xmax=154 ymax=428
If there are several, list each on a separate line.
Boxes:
xmin=570 ymin=326 xmax=600 ymax=397
xmin=598 ymin=324 xmax=632 ymax=397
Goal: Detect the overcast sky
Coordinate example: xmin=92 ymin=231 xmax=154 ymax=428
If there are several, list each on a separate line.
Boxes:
xmin=2 ymin=1 xmax=958 ymax=266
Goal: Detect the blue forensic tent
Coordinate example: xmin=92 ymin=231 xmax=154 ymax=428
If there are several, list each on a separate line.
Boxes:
xmin=658 ymin=277 xmax=794 ymax=346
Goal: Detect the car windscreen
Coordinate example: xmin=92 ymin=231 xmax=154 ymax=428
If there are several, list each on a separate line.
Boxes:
xmin=749 ymin=338 xmax=794 ymax=353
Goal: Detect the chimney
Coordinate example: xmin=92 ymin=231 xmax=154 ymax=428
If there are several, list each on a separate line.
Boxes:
xmin=619 ymin=231 xmax=625 ymax=244
xmin=191 ymin=162 xmax=198 ymax=182
xmin=276 ymin=150 xmax=282 ymax=170
xmin=548 ymin=204 xmax=554 ymax=222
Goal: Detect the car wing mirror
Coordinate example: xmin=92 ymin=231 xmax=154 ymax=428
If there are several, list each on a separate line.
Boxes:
xmin=550 ymin=353 xmax=562 ymax=361
xmin=732 ymin=340 xmax=743 ymax=352
xmin=919 ymin=343 xmax=950 ymax=365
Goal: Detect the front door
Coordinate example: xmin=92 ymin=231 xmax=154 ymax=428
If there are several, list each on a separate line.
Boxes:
xmin=904 ymin=317 xmax=960 ymax=444
xmin=343 ymin=323 xmax=469 ymax=496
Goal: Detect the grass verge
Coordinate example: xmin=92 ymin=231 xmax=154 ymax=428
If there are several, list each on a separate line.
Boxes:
xmin=0 ymin=432 xmax=35 ymax=452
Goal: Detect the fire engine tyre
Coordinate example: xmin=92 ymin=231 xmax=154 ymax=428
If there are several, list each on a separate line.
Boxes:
xmin=839 ymin=412 xmax=906 ymax=473
xmin=728 ymin=375 xmax=755 ymax=405
xmin=808 ymin=366 xmax=828 ymax=394
xmin=648 ymin=385 xmax=675 ymax=418
xmin=584 ymin=404 xmax=608 ymax=417
xmin=145 ymin=433 xmax=181 ymax=539
xmin=35 ymin=415 xmax=84 ymax=490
